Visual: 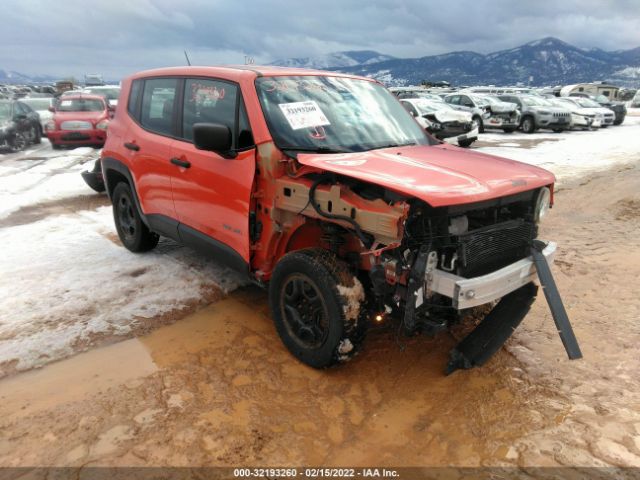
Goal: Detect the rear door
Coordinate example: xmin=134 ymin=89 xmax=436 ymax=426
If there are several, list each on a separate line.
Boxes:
xmin=127 ymin=77 xmax=178 ymax=224
xmin=170 ymin=77 xmax=256 ymax=263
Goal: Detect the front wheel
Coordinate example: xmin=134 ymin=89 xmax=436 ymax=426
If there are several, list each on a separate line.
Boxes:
xmin=473 ymin=116 xmax=484 ymax=133
xmin=9 ymin=132 xmax=27 ymax=152
xmin=269 ymin=249 xmax=367 ymax=368
xmin=112 ymin=182 xmax=159 ymax=252
xmin=521 ymin=117 xmax=535 ymax=134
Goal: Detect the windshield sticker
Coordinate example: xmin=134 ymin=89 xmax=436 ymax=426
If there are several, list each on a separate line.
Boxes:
xmin=279 ymin=101 xmax=330 ymax=130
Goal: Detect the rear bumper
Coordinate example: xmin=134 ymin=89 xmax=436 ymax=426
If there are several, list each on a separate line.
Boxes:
xmin=429 ymin=241 xmax=557 ymax=309
xmin=47 ymin=129 xmax=106 ymax=145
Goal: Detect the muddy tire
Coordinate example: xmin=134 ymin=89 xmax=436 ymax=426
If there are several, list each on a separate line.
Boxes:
xmin=112 ymin=182 xmax=159 ymax=252
xmin=521 ymin=116 xmax=535 ymax=134
xmin=269 ymin=248 xmax=367 ymax=368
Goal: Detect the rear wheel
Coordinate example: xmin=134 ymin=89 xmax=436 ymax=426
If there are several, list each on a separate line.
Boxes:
xmin=112 ymin=182 xmax=159 ymax=252
xmin=269 ymin=248 xmax=367 ymax=368
xmin=458 ymin=138 xmax=475 ymax=148
xmin=521 ymin=116 xmax=535 ymax=134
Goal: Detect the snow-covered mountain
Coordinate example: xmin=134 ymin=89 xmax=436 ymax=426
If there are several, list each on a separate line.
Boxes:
xmin=0 ymin=70 xmax=58 ymax=84
xmin=279 ymin=38 xmax=640 ymax=87
xmin=269 ymin=50 xmax=395 ymax=69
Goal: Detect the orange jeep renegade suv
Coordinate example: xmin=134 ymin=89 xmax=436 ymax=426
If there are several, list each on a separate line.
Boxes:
xmin=100 ymin=66 xmax=581 ymax=372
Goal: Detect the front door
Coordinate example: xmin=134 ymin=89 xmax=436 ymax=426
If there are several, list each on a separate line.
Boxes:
xmin=170 ymin=78 xmax=256 ymax=263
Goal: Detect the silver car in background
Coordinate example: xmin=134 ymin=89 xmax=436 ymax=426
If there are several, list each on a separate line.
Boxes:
xmin=498 ymin=94 xmax=572 ymax=133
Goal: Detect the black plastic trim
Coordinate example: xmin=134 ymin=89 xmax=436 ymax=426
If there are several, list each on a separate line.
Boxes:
xmin=178 ymin=223 xmax=249 ymax=276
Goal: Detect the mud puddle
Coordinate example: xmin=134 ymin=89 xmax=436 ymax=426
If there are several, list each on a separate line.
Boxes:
xmin=0 ymin=193 xmax=111 ymax=228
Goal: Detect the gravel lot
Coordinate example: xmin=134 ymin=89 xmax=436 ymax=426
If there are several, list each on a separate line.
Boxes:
xmin=1 ymin=117 xmax=639 ymax=472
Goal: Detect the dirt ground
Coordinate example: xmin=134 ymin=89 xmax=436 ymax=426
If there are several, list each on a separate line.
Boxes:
xmin=1 ymin=151 xmax=639 ymax=472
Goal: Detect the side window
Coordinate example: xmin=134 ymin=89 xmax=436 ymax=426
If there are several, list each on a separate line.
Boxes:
xmin=140 ymin=78 xmax=178 ymax=136
xmin=128 ymin=79 xmax=142 ymax=118
xmin=448 ymin=96 xmax=460 ymax=105
xmin=182 ymin=78 xmax=237 ymax=142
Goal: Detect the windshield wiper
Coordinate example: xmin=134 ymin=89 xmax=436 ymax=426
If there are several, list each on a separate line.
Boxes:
xmin=368 ymin=141 xmax=417 ymax=151
xmin=280 ymin=146 xmax=352 ymax=154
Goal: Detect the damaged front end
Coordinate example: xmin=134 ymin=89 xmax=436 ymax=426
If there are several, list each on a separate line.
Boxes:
xmin=359 ymin=187 xmax=582 ymax=373
xmin=271 ymin=162 xmax=581 ymax=373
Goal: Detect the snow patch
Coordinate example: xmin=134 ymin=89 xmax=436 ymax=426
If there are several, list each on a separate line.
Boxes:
xmin=337 ymin=277 xmax=365 ymax=322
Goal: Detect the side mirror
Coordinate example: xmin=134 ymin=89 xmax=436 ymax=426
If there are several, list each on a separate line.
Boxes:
xmin=193 ymin=123 xmax=235 ymax=157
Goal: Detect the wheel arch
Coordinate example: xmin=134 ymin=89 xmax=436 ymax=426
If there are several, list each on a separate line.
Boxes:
xmin=101 ymin=157 xmax=149 ymax=228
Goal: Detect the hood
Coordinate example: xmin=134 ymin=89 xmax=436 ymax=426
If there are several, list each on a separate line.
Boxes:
xmin=431 ymin=109 xmax=471 ymax=123
xmin=54 ymin=111 xmax=106 ymax=122
xmin=571 ymin=107 xmax=594 ymax=116
xmin=488 ymin=102 xmax=517 ymax=113
xmin=297 ymin=144 xmax=555 ymax=207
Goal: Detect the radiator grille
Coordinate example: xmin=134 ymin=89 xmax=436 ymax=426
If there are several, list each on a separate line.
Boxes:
xmin=457 ymin=220 xmax=536 ymax=277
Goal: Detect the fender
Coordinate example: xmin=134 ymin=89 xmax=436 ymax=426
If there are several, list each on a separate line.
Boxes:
xmin=101 ymin=157 xmax=150 ymax=228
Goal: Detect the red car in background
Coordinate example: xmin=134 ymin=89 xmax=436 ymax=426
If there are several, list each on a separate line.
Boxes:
xmin=45 ymin=94 xmax=112 ymax=149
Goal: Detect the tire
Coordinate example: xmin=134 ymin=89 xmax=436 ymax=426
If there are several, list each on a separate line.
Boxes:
xmin=552 ymin=129 xmax=564 ymax=133
xmin=269 ymin=248 xmax=367 ymax=368
xmin=33 ymin=126 xmax=42 ymax=144
xmin=458 ymin=138 xmax=475 ymax=148
xmin=521 ymin=116 xmax=535 ymax=134
xmin=502 ymin=127 xmax=516 ymax=133
xmin=112 ymin=182 xmax=159 ymax=252
xmin=473 ymin=116 xmax=484 ymax=133
xmin=614 ymin=119 xmax=624 ymax=126
xmin=51 ymin=143 xmax=61 ymax=150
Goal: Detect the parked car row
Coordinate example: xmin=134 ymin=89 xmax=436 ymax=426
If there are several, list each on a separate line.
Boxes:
xmin=390 ymin=81 xmax=628 ymax=144
xmin=0 ymin=85 xmax=120 ymax=152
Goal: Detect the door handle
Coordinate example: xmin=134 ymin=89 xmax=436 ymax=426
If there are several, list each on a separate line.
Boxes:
xmin=124 ymin=142 xmax=140 ymax=151
xmin=170 ymin=157 xmax=191 ymax=168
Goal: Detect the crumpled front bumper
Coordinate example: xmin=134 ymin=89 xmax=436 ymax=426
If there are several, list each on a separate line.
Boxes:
xmin=429 ymin=241 xmax=556 ymax=309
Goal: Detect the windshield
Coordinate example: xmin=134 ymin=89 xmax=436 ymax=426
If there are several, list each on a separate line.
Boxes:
xmin=468 ymin=94 xmax=490 ymax=106
xmin=57 ymin=98 xmax=105 ymax=112
xmin=85 ymin=88 xmax=120 ymax=101
xmin=256 ymin=76 xmax=434 ymax=152
xmin=21 ymin=98 xmax=51 ymax=111
xmin=593 ymin=95 xmax=609 ymax=103
xmin=0 ymin=103 xmax=11 ymax=120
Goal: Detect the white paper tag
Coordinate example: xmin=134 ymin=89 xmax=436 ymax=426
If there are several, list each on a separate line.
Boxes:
xmin=278 ymin=101 xmax=330 ymax=130
xmin=60 ymin=100 xmax=72 ymax=107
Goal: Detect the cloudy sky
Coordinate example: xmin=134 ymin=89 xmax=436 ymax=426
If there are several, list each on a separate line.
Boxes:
xmin=1 ymin=0 xmax=639 ymax=80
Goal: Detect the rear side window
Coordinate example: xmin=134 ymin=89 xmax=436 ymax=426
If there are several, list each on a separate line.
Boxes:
xmin=128 ymin=80 xmax=142 ymax=118
xmin=182 ymin=78 xmax=237 ymax=142
xmin=140 ymin=78 xmax=178 ymax=136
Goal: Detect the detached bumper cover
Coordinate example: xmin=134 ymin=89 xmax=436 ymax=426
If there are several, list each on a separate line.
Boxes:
xmin=430 ymin=241 xmax=556 ymax=309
